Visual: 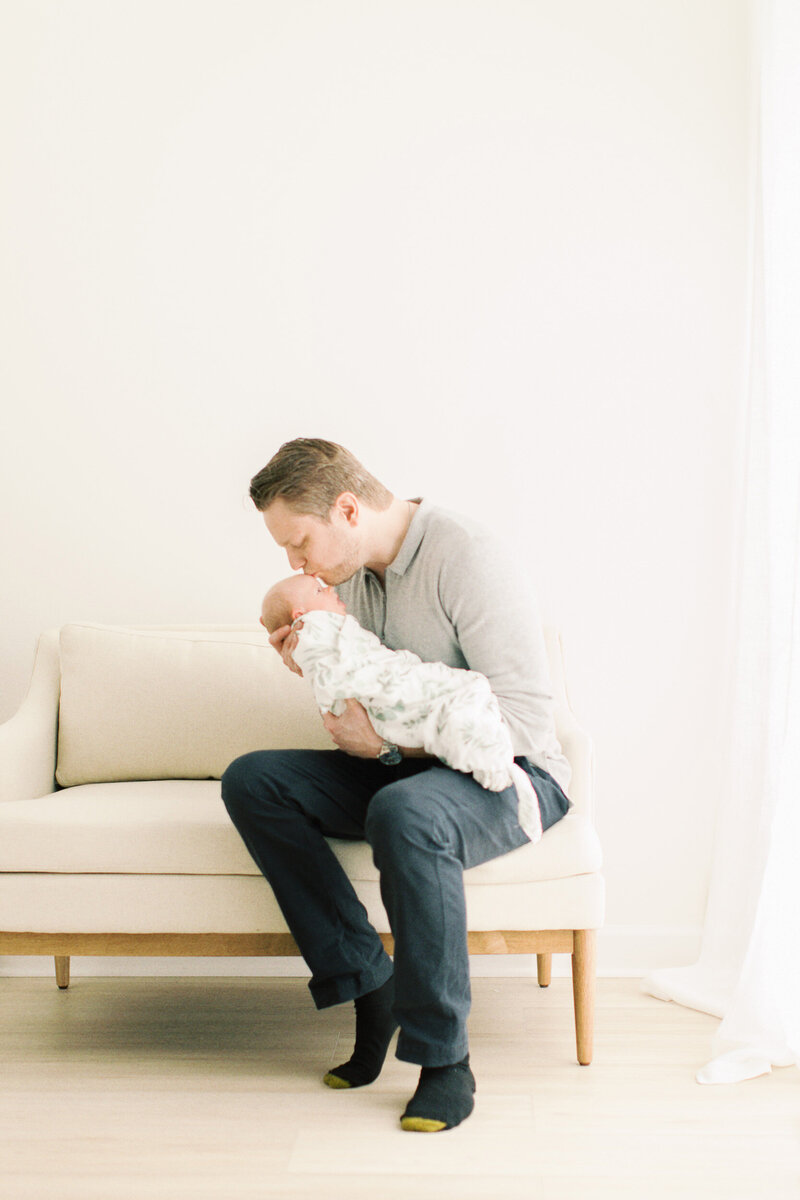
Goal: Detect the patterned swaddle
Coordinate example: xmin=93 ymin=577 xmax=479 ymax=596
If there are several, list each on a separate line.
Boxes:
xmin=290 ymin=610 xmax=542 ymax=841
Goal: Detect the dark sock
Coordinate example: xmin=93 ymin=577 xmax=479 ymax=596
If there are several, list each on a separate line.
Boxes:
xmin=400 ymin=1054 xmax=476 ymax=1132
xmin=323 ymin=976 xmax=398 ymax=1089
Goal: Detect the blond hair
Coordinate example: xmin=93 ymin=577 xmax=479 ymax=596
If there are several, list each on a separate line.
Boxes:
xmin=250 ymin=438 xmax=392 ymax=518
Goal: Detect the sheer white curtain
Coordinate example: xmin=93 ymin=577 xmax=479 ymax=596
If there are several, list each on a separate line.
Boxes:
xmin=642 ymin=0 xmax=800 ymax=1084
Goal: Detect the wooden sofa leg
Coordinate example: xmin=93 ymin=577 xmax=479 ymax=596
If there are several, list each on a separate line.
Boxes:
xmin=571 ymin=929 xmax=596 ymax=1065
xmin=536 ymin=952 xmax=552 ymax=987
xmin=54 ymin=957 xmax=71 ymax=990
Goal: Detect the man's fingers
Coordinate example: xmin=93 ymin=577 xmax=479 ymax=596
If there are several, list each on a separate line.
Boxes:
xmin=282 ymin=631 xmax=301 ymax=672
xmin=321 ymin=700 xmax=382 ymax=757
xmin=268 ymin=625 xmax=292 ymax=653
xmin=267 ymin=625 xmax=303 ymax=675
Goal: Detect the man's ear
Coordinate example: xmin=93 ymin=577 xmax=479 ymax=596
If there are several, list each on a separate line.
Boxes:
xmin=333 ymin=492 xmax=359 ymax=525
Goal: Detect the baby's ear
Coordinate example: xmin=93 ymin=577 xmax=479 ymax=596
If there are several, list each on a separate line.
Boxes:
xmin=291 ymin=606 xmax=306 ymax=621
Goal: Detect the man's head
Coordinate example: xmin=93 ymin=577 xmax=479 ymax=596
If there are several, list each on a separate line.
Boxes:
xmin=250 ymin=439 xmax=393 ymax=583
xmin=260 ymin=574 xmax=347 ymax=635
xmin=250 ymin=439 xmax=391 ymax=518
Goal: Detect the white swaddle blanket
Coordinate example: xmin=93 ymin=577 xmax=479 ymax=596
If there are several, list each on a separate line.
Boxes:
xmin=291 ymin=610 xmax=543 ymax=843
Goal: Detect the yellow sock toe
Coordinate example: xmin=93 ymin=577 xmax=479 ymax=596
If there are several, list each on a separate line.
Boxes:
xmin=323 ymin=1072 xmax=352 ymax=1089
xmin=400 ymin=1116 xmax=448 ymax=1133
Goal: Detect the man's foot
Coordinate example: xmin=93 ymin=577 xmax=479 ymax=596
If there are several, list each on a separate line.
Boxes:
xmin=323 ymin=976 xmax=398 ymax=1089
xmin=400 ymin=1054 xmax=476 ymax=1131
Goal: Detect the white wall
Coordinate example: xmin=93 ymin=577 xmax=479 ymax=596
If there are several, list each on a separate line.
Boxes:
xmin=0 ymin=0 xmax=750 ymax=971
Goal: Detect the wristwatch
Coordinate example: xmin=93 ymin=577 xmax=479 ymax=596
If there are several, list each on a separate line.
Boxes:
xmin=377 ymin=738 xmax=403 ymax=766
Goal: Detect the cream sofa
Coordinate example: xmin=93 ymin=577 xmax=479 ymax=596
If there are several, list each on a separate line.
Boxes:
xmin=0 ymin=623 xmax=604 ymax=1063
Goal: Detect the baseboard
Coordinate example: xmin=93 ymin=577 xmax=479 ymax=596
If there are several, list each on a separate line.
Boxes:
xmin=0 ymin=925 xmax=702 ymax=980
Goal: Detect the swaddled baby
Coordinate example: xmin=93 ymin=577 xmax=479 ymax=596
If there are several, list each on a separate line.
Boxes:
xmin=260 ymin=574 xmax=543 ymax=842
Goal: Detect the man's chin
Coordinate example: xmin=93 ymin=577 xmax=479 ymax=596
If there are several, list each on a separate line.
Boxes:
xmin=311 ymin=564 xmax=358 ymax=586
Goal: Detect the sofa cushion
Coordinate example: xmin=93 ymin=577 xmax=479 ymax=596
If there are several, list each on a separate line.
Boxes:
xmin=0 ymin=871 xmax=606 ymax=935
xmin=56 ymin=624 xmax=333 ymax=787
xmin=0 ymin=780 xmax=602 ymax=881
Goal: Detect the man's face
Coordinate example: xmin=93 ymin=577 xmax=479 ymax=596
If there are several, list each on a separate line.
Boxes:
xmin=262 ymin=497 xmax=362 ymax=585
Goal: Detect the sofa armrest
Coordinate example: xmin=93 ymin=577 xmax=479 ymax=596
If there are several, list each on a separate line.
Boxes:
xmin=543 ymin=628 xmax=594 ymax=821
xmin=0 ymin=630 xmax=60 ymax=802
xmin=555 ymin=704 xmax=595 ymax=821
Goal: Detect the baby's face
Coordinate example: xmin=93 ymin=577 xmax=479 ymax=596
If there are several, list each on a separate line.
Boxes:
xmin=288 ymin=574 xmax=347 ymax=619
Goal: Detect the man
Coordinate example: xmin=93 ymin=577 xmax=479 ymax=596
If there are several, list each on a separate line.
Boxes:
xmin=221 ymin=438 xmax=571 ymax=1132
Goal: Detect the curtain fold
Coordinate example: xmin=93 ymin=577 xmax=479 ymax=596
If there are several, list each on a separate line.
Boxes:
xmin=642 ymin=0 xmax=800 ymax=1084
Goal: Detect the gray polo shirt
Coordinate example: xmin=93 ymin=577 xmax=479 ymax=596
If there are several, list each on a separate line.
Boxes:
xmin=337 ymin=499 xmax=571 ymax=792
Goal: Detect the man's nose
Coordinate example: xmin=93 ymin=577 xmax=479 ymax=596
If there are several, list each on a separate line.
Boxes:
xmin=287 ymin=550 xmax=306 ymax=571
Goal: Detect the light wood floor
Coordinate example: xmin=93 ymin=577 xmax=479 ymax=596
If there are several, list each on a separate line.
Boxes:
xmin=0 ymin=975 xmax=797 ymax=1199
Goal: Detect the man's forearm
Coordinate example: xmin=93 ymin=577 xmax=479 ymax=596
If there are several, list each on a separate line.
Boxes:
xmin=323 ymin=699 xmax=437 ymax=761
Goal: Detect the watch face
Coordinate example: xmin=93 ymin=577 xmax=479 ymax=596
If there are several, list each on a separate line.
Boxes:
xmin=379 ymin=743 xmax=402 ymax=765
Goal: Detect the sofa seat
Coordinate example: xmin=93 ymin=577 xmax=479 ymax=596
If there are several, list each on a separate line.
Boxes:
xmin=0 ymin=777 xmax=604 ymax=936
xmin=0 ymin=779 xmax=602 ymax=882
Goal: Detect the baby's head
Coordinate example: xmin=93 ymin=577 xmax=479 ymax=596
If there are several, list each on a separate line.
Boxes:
xmin=260 ymin=574 xmax=347 ymax=634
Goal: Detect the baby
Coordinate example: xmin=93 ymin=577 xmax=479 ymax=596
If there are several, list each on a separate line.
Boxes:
xmin=260 ymin=574 xmax=543 ymax=842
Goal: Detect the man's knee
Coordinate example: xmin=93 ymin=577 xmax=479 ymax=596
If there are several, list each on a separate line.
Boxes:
xmin=220 ymin=751 xmax=263 ymax=819
xmin=365 ymin=778 xmax=441 ymax=854
xmin=221 ymin=749 xmax=293 ymax=817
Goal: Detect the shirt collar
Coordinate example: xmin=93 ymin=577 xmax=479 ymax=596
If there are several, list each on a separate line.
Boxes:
xmin=386 ymin=497 xmax=429 ymax=577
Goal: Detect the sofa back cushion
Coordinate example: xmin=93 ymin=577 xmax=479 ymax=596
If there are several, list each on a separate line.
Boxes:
xmin=56 ymin=624 xmax=333 ymax=787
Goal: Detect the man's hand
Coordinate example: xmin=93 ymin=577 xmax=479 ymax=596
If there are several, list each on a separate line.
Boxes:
xmin=323 ymin=699 xmax=384 ymax=758
xmin=268 ymin=624 xmax=303 ymax=677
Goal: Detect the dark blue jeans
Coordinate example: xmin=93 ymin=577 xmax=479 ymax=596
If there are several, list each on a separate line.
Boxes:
xmin=221 ymin=750 xmax=569 ymax=1066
